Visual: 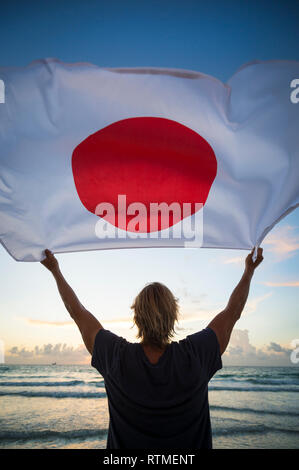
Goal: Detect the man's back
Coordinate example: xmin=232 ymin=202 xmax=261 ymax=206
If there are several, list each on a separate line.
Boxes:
xmin=91 ymin=327 xmax=222 ymax=449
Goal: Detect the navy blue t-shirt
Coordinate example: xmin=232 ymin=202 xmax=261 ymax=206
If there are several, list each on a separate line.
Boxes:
xmin=91 ymin=327 xmax=222 ymax=449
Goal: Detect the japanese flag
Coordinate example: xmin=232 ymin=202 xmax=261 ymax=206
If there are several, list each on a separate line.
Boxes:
xmin=0 ymin=58 xmax=298 ymax=261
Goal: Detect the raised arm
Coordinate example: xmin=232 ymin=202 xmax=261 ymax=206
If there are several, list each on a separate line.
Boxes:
xmin=40 ymin=249 xmax=103 ymax=354
xmin=208 ymin=247 xmax=264 ymax=355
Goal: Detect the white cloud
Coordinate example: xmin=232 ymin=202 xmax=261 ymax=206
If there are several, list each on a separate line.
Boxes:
xmin=6 ymin=331 xmax=294 ymax=366
xmin=263 ymin=225 xmax=299 ymax=260
xmin=223 ymin=329 xmax=293 ymax=366
xmin=7 ymin=343 xmax=90 ymax=364
xmin=26 ymin=319 xmax=73 ymax=326
xmin=242 ymin=292 xmax=272 ymax=315
xmin=178 ymin=291 xmax=272 ymax=323
xmin=263 ymin=281 xmax=299 ymax=287
xmin=267 ymin=342 xmax=291 ymax=354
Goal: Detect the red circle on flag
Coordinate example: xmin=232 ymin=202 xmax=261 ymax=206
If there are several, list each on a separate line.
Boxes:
xmin=72 ymin=117 xmax=217 ymax=232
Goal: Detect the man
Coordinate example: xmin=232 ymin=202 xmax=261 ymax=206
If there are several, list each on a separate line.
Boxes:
xmin=41 ymin=247 xmax=263 ymax=448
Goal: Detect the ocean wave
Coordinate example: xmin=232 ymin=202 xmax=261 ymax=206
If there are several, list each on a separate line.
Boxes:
xmin=1 ymin=386 xmax=296 ymax=397
xmin=217 ymin=371 xmax=299 ymax=381
xmin=215 ymin=377 xmax=299 ymax=386
xmin=209 ymin=385 xmax=299 ymax=392
xmin=0 ymin=380 xmax=104 ymax=388
xmin=214 ymin=424 xmax=267 ymax=435
xmin=0 ymin=428 xmax=108 ymax=442
xmin=213 ymin=424 xmax=299 ymax=436
xmin=0 ymin=375 xmax=104 ymax=381
xmin=247 ymin=378 xmax=299 ymax=386
xmin=217 ymin=374 xmax=239 ymax=378
xmin=0 ymin=390 xmax=107 ymax=398
xmin=0 ymin=380 xmax=84 ymax=387
xmin=0 ymin=375 xmax=84 ymax=379
xmin=0 ymin=375 xmax=60 ymax=379
xmin=1 ymin=425 xmax=297 ymax=444
xmin=210 ymin=405 xmax=299 ymax=417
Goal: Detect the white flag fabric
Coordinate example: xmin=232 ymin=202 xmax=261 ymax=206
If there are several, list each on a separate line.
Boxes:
xmin=0 ymin=58 xmax=298 ymax=261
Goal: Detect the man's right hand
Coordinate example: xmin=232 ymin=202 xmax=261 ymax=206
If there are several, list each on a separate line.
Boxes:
xmin=245 ymin=247 xmax=264 ymax=273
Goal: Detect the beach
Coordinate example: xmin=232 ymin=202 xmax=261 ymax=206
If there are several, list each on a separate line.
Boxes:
xmin=0 ymin=364 xmax=298 ymax=449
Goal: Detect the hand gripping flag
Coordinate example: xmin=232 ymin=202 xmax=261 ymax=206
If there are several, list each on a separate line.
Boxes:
xmin=0 ymin=59 xmax=298 ymax=261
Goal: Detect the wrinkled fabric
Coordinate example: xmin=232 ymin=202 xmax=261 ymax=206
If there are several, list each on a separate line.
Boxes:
xmin=0 ymin=59 xmax=298 ymax=261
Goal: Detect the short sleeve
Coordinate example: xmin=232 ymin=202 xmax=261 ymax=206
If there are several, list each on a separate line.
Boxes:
xmin=91 ymin=328 xmax=125 ymax=377
xmin=186 ymin=327 xmax=222 ymax=381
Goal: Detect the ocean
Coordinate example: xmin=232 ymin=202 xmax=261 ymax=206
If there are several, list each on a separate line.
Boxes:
xmin=0 ymin=364 xmax=298 ymax=449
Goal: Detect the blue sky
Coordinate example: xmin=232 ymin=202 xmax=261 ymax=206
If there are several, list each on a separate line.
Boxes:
xmin=0 ymin=0 xmax=298 ymax=365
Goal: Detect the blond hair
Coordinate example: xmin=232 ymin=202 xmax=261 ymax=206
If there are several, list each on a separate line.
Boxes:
xmin=131 ymin=282 xmax=179 ymax=349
